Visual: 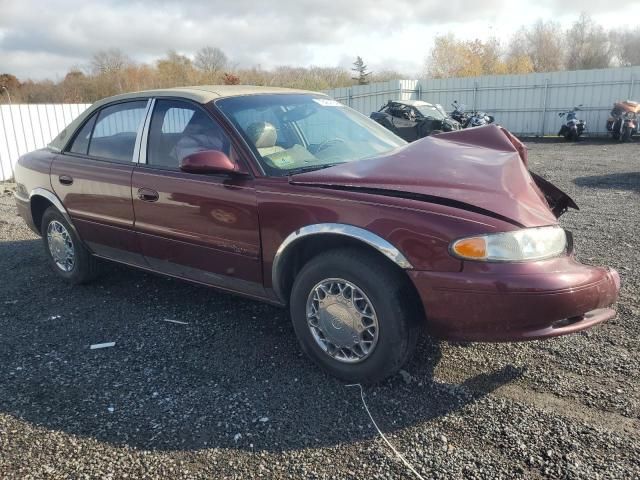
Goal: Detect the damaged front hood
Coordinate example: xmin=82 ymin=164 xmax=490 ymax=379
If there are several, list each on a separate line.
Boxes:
xmin=291 ymin=125 xmax=576 ymax=227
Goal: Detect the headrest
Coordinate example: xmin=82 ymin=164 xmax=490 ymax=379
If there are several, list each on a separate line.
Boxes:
xmin=247 ymin=122 xmax=277 ymax=148
xmin=183 ymin=111 xmax=211 ymax=135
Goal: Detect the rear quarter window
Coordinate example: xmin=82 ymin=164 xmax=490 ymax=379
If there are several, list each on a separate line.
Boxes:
xmin=68 ymin=114 xmax=97 ymax=155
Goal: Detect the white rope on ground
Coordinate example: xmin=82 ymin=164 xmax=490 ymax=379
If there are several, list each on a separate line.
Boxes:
xmin=346 ymin=383 xmax=426 ymax=480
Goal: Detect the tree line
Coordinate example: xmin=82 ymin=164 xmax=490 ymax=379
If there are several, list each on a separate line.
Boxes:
xmin=427 ymin=14 xmax=640 ymax=78
xmin=0 ymin=47 xmax=399 ymax=104
xmin=0 ymin=14 xmax=638 ymax=104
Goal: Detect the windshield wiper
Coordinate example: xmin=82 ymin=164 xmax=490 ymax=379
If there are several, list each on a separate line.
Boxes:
xmin=287 ymin=163 xmax=345 ymax=175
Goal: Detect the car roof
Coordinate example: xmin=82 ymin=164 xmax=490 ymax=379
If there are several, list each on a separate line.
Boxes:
xmin=49 ymin=85 xmax=326 ymax=152
xmin=103 ymin=85 xmax=321 ymax=104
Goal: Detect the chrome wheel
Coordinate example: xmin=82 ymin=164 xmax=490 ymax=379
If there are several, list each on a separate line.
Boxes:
xmin=46 ymin=220 xmax=75 ymax=272
xmin=306 ymin=278 xmax=379 ymax=363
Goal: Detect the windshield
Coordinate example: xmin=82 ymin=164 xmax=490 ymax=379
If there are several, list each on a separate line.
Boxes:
xmin=216 ymin=94 xmax=406 ymax=176
xmin=416 ymin=105 xmax=446 ymax=120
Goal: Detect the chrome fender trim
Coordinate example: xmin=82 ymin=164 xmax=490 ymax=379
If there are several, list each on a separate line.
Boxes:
xmin=29 ymin=187 xmax=79 ymax=236
xmin=272 ymin=223 xmax=413 ymax=303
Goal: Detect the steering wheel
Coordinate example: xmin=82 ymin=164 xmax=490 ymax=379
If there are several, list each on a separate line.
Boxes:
xmin=315 ymin=138 xmax=346 ymax=153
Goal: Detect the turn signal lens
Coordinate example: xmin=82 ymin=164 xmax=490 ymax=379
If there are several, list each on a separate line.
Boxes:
xmin=451 ymin=226 xmax=567 ymax=262
xmin=451 ymin=237 xmax=487 ymax=260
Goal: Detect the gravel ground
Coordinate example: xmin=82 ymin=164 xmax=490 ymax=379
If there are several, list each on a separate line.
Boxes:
xmin=0 ymin=140 xmax=638 ymax=479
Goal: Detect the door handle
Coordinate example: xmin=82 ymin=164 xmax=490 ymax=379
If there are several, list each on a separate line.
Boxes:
xmin=137 ymin=188 xmax=159 ymax=202
xmin=59 ymin=175 xmax=73 ymax=185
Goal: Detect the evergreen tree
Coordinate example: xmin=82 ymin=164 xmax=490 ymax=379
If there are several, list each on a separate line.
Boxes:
xmin=351 ymin=56 xmax=371 ymax=85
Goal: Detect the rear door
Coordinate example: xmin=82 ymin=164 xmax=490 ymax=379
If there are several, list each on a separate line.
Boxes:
xmin=131 ymin=99 xmax=264 ymax=297
xmin=51 ymin=99 xmax=150 ymax=265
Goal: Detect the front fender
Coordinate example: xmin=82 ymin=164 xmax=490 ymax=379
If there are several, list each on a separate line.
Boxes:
xmin=271 ymin=223 xmax=412 ymax=302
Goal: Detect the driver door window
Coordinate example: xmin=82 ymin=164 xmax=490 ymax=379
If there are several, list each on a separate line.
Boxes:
xmin=146 ymin=100 xmax=231 ymax=169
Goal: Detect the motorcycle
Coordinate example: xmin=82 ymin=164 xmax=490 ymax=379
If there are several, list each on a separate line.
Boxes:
xmin=606 ymin=100 xmax=639 ymax=142
xmin=450 ymin=101 xmax=495 ymax=128
xmin=558 ymin=106 xmax=586 ymax=141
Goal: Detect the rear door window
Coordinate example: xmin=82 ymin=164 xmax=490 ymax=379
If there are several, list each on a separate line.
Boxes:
xmin=87 ymin=101 xmax=148 ymax=162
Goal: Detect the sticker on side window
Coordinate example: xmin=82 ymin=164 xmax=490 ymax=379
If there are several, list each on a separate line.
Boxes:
xmin=313 ymin=98 xmax=344 ymax=107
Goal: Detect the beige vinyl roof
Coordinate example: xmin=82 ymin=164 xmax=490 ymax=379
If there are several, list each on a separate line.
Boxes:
xmin=100 ymin=85 xmax=321 ymax=104
xmin=49 ymin=85 xmax=326 ymax=151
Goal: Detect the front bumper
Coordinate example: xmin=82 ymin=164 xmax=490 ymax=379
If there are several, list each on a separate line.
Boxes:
xmin=409 ymin=256 xmax=620 ymax=342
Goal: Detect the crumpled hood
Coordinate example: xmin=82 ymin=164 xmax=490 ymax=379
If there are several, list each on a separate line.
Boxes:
xmin=291 ymin=125 xmax=559 ymax=227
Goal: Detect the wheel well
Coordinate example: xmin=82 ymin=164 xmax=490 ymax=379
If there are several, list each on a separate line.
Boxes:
xmin=277 ymin=234 xmax=425 ymax=318
xmin=30 ymin=195 xmax=54 ymax=234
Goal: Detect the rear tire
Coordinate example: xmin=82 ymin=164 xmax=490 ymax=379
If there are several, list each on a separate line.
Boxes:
xmin=41 ymin=207 xmax=99 ymax=284
xmin=290 ymin=248 xmax=421 ymax=384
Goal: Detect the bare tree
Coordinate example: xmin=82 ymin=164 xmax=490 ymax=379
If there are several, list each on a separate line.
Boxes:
xmin=428 ymin=34 xmax=464 ymax=78
xmin=194 ymin=47 xmax=228 ymax=74
xmin=427 ymin=35 xmax=525 ymax=78
xmin=508 ymin=20 xmax=564 ymax=72
xmin=610 ymin=27 xmax=640 ymax=67
xmin=89 ymin=49 xmax=133 ymax=95
xmin=157 ymin=50 xmax=194 ymax=86
xmin=60 ymin=69 xmax=89 ymax=102
xmin=90 ymin=49 xmax=131 ymax=75
xmin=566 ymin=14 xmax=612 ymax=70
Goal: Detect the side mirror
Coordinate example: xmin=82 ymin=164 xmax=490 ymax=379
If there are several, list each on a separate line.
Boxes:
xmin=179 ymin=150 xmax=246 ymax=175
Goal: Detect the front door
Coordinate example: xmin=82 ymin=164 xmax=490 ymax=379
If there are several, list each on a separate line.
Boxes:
xmin=131 ymin=99 xmax=263 ymax=298
xmin=51 ymin=99 xmax=150 ymax=265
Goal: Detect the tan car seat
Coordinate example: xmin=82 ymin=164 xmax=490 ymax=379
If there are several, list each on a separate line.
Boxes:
xmin=246 ymin=122 xmax=285 ymax=156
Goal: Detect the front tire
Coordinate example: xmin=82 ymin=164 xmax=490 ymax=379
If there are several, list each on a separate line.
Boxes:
xmin=290 ymin=248 xmax=421 ymax=383
xmin=41 ymin=207 xmax=99 ymax=284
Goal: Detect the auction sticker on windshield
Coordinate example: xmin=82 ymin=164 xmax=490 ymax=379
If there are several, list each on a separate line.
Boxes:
xmin=313 ymin=98 xmax=344 ymax=107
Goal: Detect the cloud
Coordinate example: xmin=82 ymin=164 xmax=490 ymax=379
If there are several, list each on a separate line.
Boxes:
xmin=1 ymin=0 xmax=639 ymax=80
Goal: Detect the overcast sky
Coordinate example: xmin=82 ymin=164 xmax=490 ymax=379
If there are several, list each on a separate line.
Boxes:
xmin=1 ymin=0 xmax=639 ymax=80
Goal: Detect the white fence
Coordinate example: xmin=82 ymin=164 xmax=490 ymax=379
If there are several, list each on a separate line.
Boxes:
xmin=0 ymin=104 xmax=90 ymax=181
xmin=325 ymin=67 xmax=640 ymax=138
xmin=1 ymin=66 xmax=639 ymax=180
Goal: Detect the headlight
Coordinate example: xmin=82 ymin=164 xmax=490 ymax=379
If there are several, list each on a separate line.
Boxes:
xmin=624 ymin=111 xmax=636 ymax=119
xmin=450 ymin=226 xmax=566 ymax=262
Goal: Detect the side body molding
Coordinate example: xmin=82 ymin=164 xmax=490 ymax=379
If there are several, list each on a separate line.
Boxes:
xmin=271 ymin=223 xmax=413 ymax=303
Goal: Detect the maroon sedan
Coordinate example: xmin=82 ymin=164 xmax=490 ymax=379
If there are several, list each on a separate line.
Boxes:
xmin=13 ymin=86 xmax=620 ymax=383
